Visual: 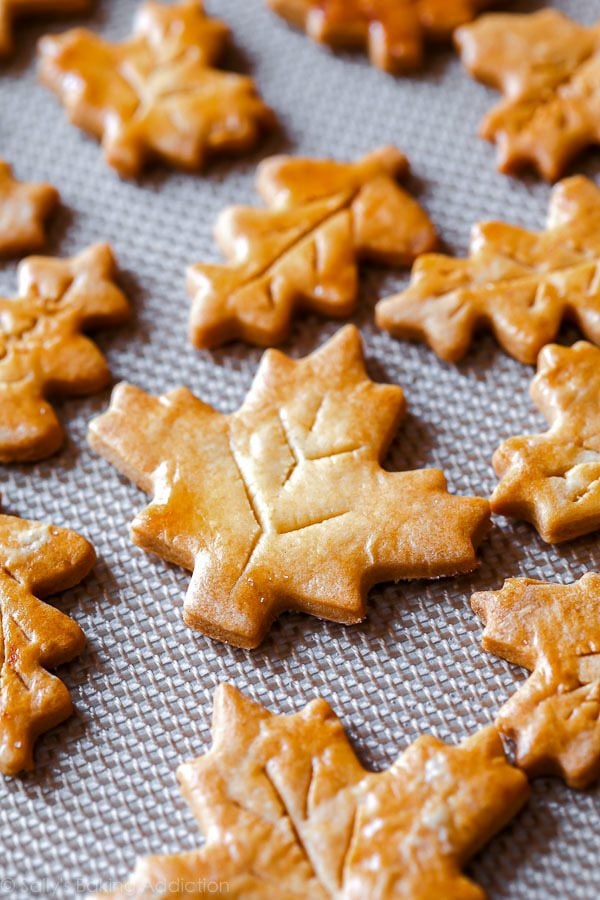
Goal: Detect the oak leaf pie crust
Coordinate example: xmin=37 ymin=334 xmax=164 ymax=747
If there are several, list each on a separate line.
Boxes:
xmin=376 ymin=176 xmax=600 ymax=364
xmin=0 ymin=159 xmax=59 ymax=258
xmin=456 ymin=9 xmax=600 ymax=181
xmin=0 ymin=499 xmax=95 ymax=775
xmin=268 ymin=0 xmax=496 ymax=73
xmin=88 ymin=325 xmax=490 ymax=649
xmin=0 ymin=243 xmax=131 ymax=463
xmin=472 ymin=574 xmax=600 ymax=789
xmin=38 ymin=0 xmax=276 ymax=178
xmin=187 ymin=146 xmax=437 ymax=348
xmin=92 ymin=684 xmax=529 ymax=900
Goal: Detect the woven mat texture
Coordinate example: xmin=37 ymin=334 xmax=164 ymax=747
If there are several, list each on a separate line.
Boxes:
xmin=1 ymin=0 xmax=599 ymax=896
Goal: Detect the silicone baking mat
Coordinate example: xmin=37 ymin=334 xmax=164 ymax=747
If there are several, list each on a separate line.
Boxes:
xmin=1 ymin=0 xmax=599 ymax=896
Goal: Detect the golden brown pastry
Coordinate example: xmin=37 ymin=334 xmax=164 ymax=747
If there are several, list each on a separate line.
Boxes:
xmin=0 ymin=501 xmax=95 ymax=775
xmin=187 ymin=146 xmax=437 ymax=348
xmin=38 ymin=0 xmax=276 ymax=177
xmin=88 ymin=325 xmax=490 ymax=649
xmin=491 ymin=341 xmax=600 ymax=543
xmin=456 ymin=9 xmax=600 ymax=180
xmin=0 ymin=244 xmax=131 ymax=463
xmin=473 ymin=574 xmax=600 ymax=789
xmin=93 ymin=684 xmax=529 ymax=899
xmin=269 ymin=0 xmax=496 ymax=73
xmin=0 ymin=159 xmax=59 ymax=257
xmin=376 ymin=176 xmax=600 ymax=364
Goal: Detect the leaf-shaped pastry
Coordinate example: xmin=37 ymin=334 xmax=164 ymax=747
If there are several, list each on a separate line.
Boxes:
xmin=187 ymin=146 xmax=437 ymax=348
xmin=456 ymin=9 xmax=600 ymax=181
xmin=268 ymin=0 xmax=496 ymax=73
xmin=0 ymin=243 xmax=131 ymax=463
xmin=0 ymin=505 xmax=95 ymax=775
xmin=38 ymin=0 xmax=276 ymax=177
xmin=93 ymin=684 xmax=529 ymax=899
xmin=472 ymin=574 xmax=600 ymax=789
xmin=0 ymin=159 xmax=59 ymax=258
xmin=88 ymin=325 xmax=490 ymax=648
xmin=376 ymin=176 xmax=600 ymax=364
xmin=491 ymin=341 xmax=600 ymax=543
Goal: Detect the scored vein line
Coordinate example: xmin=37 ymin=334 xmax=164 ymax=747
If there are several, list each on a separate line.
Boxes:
xmin=340 ymin=804 xmax=359 ymax=890
xmin=307 ymin=396 xmax=325 ymax=434
xmin=227 ymin=191 xmax=356 ymax=297
xmin=228 ymin=437 xmax=268 ymax=532
xmin=278 ymin=511 xmax=350 ymax=536
xmin=263 ymin=764 xmax=319 ymax=881
xmin=305 ymin=446 xmax=365 ymax=462
xmin=463 ymin=266 xmax=581 ymax=298
xmin=279 ymin=410 xmax=302 ymax=488
xmin=227 ymin=438 xmax=268 ymax=594
xmin=524 ymin=49 xmax=599 ymax=131
xmin=229 ymin=530 xmax=263 ymax=599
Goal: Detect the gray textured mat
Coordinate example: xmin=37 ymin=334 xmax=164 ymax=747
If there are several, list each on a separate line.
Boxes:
xmin=1 ymin=0 xmax=599 ymax=896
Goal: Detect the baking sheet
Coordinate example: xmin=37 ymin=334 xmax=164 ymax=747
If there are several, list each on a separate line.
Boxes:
xmin=1 ymin=0 xmax=599 ymax=896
